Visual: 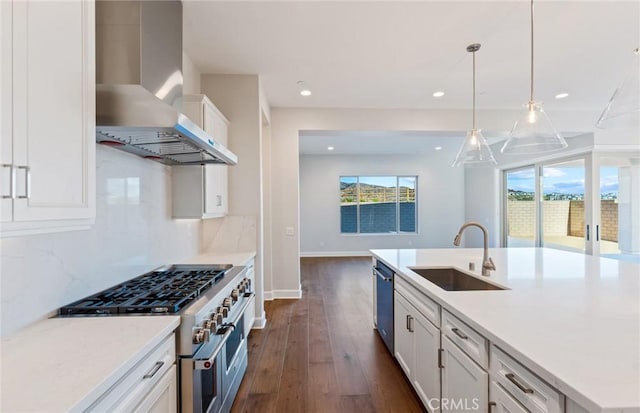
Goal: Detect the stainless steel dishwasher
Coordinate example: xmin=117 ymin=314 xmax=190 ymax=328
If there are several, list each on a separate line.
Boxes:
xmin=374 ymin=260 xmax=394 ymax=354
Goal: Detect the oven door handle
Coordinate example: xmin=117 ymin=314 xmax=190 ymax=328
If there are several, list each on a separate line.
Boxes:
xmin=193 ymin=292 xmax=255 ymax=370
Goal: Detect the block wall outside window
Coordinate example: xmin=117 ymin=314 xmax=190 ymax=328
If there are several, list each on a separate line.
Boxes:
xmin=340 ymin=176 xmax=417 ymax=234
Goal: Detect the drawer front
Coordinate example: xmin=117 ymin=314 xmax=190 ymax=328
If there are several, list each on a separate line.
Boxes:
xmin=442 ymin=310 xmax=488 ymax=369
xmin=133 ymin=364 xmax=177 ymax=413
xmin=395 ymin=276 xmax=440 ymax=327
xmin=88 ymin=334 xmax=176 ymax=412
xmin=490 ymin=381 xmax=528 ymax=413
xmin=490 ymin=346 xmax=563 ymax=413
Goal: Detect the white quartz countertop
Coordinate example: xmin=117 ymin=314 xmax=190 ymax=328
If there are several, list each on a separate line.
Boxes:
xmin=0 ymin=316 xmax=180 ymax=412
xmin=370 ymin=248 xmax=640 ymax=413
xmin=181 ymin=251 xmax=256 ymax=267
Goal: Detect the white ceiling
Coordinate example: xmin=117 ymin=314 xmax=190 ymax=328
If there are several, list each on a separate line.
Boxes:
xmin=183 ymin=1 xmax=640 ymax=111
xmin=298 ymin=131 xmax=464 ymax=155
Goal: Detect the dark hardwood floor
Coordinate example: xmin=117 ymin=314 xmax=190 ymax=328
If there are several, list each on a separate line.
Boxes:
xmin=231 ymin=257 xmax=425 ymax=413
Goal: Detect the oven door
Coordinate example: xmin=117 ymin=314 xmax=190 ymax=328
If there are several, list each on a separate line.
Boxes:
xmin=180 ymin=337 xmax=224 ymax=413
xmin=220 ymin=316 xmax=248 ymax=412
xmin=180 ymin=292 xmax=255 ymax=413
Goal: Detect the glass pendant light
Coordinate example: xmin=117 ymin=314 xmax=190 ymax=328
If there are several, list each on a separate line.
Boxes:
xmin=453 ymin=43 xmax=497 ymax=167
xmin=596 ymin=47 xmax=640 ymax=129
xmin=501 ymin=0 xmax=567 ymax=155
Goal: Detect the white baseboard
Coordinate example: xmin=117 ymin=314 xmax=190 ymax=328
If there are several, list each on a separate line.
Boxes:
xmin=263 ymin=288 xmax=302 ymax=300
xmin=300 ymin=251 xmax=372 ymax=257
xmin=252 ymin=313 xmax=267 ymax=329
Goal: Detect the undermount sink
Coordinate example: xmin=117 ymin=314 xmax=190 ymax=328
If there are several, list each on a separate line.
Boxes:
xmin=408 ymin=267 xmax=507 ymax=291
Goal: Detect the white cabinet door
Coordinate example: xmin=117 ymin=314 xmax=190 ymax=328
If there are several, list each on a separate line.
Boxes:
xmin=202 ymin=100 xmax=228 ymax=217
xmin=1 ymin=0 xmax=95 ymax=234
xmin=394 ymin=292 xmax=414 ymax=378
xmin=203 ymin=164 xmax=227 ymax=217
xmin=10 ymin=0 xmax=94 ymax=222
xmin=243 ymin=259 xmax=256 ymax=336
xmin=441 ymin=336 xmax=488 ymax=413
xmin=395 ymin=289 xmax=441 ymax=413
xmin=490 ymin=381 xmax=528 ymax=413
xmin=413 ymin=309 xmax=441 ymax=413
xmin=134 ymin=365 xmax=177 ymax=413
xmin=1 ymin=0 xmax=14 ymax=222
xmin=174 ymin=94 xmax=229 ymax=219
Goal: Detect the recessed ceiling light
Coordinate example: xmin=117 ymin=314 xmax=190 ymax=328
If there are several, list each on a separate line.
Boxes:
xmin=433 ymin=91 xmax=445 ymax=98
xmin=435 ymin=146 xmax=443 ymax=151
xmin=327 ymin=146 xmax=334 ymax=151
xmin=297 ymin=81 xmax=312 ymax=97
xmin=555 ymin=92 xmax=569 ymax=99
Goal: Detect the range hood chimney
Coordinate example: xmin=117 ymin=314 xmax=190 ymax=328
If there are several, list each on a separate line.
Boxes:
xmin=95 ymin=0 xmax=237 ymax=165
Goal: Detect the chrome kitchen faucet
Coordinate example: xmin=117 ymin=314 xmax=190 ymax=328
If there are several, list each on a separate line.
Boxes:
xmin=453 ymin=221 xmax=496 ymax=276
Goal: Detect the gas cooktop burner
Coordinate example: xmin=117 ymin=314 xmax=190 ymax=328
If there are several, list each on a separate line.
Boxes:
xmin=60 ymin=264 xmax=232 ymax=315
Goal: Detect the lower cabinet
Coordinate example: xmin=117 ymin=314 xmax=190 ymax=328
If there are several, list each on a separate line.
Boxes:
xmin=134 ymin=365 xmax=178 ymax=413
xmin=441 ymin=335 xmax=488 ymax=412
xmin=87 ymin=334 xmax=177 ymax=413
xmin=490 ymin=345 xmax=563 ymax=413
xmin=243 ymin=258 xmax=256 ymax=337
xmin=394 ymin=290 xmax=441 ymax=412
xmin=389 ymin=273 xmax=578 ymax=413
xmin=490 ymin=381 xmax=528 ymax=413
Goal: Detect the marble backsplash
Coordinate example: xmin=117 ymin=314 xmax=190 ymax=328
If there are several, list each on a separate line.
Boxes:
xmin=201 ymin=215 xmax=256 ymax=253
xmin=0 ymin=146 xmax=203 ymax=337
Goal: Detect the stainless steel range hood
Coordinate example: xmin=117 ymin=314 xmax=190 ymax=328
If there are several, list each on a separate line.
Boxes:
xmin=95 ymin=0 xmax=237 ymax=165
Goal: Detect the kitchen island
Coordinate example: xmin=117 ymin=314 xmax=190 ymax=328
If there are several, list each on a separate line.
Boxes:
xmin=371 ymin=248 xmax=640 ymax=413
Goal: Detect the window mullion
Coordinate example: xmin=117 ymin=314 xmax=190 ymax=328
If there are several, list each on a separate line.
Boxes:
xmin=396 ymin=176 xmax=400 ymax=233
xmin=356 ymin=177 xmax=360 ymax=234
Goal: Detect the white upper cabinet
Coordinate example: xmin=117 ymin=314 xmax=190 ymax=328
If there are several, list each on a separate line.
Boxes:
xmin=1 ymin=0 xmax=96 ymax=236
xmin=173 ymin=94 xmax=229 ymax=219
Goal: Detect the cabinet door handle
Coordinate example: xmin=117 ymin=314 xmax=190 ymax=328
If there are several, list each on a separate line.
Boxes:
xmin=143 ymin=361 xmax=165 ymax=379
xmin=216 ymin=194 xmax=222 ymax=207
xmin=586 ymin=224 xmax=590 ymax=241
xmin=438 ymin=348 xmax=444 ymax=368
xmin=2 ymin=164 xmax=15 ymax=199
xmin=505 ymin=373 xmax=534 ymax=394
xmin=16 ymin=165 xmax=30 ymax=199
xmin=406 ymin=315 xmax=414 ymax=332
xmin=452 ymin=327 xmax=468 ymax=339
xmin=596 ymin=225 xmax=600 ymax=241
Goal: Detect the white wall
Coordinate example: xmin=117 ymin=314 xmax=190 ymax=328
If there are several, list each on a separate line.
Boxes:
xmin=0 ymin=146 xmax=202 ymax=337
xmin=200 ymin=74 xmax=269 ymax=319
xmin=261 ymin=117 xmax=274 ymax=299
xmin=182 ymin=52 xmax=201 ymax=95
xmin=463 ymin=167 xmax=500 ymax=248
xmin=270 ymin=107 xmax=604 ymax=296
xmin=300 ymin=154 xmax=465 ymax=255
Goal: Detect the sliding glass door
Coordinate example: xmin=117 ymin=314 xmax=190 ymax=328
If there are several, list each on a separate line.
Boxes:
xmin=541 ymin=159 xmax=586 ymax=252
xmin=595 ymin=154 xmax=640 ymax=263
xmin=503 ymin=152 xmax=640 ymax=262
xmin=505 ymin=167 xmax=537 ymax=247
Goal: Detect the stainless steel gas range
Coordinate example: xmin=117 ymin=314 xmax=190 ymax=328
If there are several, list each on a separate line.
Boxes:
xmin=60 ymin=264 xmax=255 ymax=413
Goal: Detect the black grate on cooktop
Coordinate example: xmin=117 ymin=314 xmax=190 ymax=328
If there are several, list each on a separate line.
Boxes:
xmin=60 ymin=267 xmax=227 ymax=315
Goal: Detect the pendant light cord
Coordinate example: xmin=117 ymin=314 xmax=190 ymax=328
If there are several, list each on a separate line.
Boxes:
xmin=472 ymin=50 xmax=476 ymax=130
xmin=530 ymin=0 xmax=535 ymax=103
